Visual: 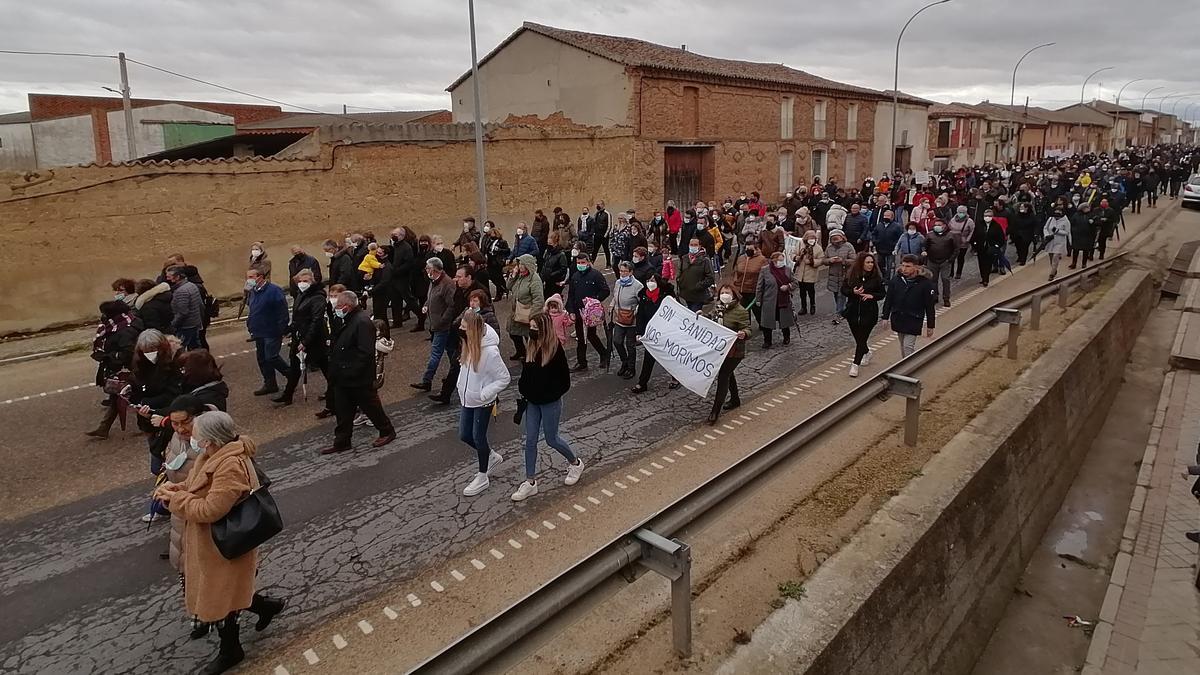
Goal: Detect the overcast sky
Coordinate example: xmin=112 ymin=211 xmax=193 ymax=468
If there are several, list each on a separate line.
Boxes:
xmin=4 ymin=0 xmax=1200 ymax=117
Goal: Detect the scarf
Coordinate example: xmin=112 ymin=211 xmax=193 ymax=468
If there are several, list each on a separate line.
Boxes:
xmin=769 ymin=264 xmax=791 ymax=307
xmin=645 ymin=287 xmax=661 ymax=303
xmin=93 ymin=312 xmax=133 ymax=352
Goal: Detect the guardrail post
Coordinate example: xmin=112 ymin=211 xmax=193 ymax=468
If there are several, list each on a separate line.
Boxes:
xmin=1058 ymin=280 xmax=1070 ymax=308
xmin=1030 ymin=294 xmax=1042 ymax=330
xmin=993 ymin=308 xmax=1022 ymax=359
xmin=884 ymin=374 xmax=922 ymax=447
xmin=633 ymin=529 xmax=693 ymax=657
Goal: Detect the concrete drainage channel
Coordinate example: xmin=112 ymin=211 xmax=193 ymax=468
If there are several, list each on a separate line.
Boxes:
xmin=404 ymin=254 xmax=1142 ymax=674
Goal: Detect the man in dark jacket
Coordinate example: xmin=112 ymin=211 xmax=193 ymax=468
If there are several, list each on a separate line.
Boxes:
xmin=921 ymin=221 xmax=958 ymax=308
xmin=430 ymin=266 xmax=489 ymax=405
xmin=1091 ymin=198 xmax=1119 ymax=260
xmin=245 ymin=268 xmax=290 ymax=396
xmin=287 ymin=245 xmax=322 ymax=297
xmin=276 ymin=270 xmax=329 ymax=406
xmin=389 ymin=228 xmax=418 ymax=326
xmin=1006 ymin=201 xmax=1039 ymax=265
xmin=411 ymin=257 xmax=458 ymax=390
xmin=165 ymin=265 xmax=203 ymax=350
xmin=321 ymin=291 xmax=396 ymax=454
xmin=870 ymin=209 xmax=904 ymax=280
xmin=592 ymin=201 xmax=612 ymax=268
xmin=975 ymin=209 xmax=1007 ymax=287
xmin=676 ymin=238 xmax=715 ymax=310
xmin=842 ymin=203 xmax=870 ymax=251
xmin=323 ymin=239 xmax=360 ymax=292
xmin=566 ymin=252 xmax=611 ymax=370
xmin=881 ymin=255 xmax=936 ymax=358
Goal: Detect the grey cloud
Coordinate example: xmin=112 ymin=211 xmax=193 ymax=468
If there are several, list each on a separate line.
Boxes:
xmin=3 ymin=0 xmax=1199 ymax=117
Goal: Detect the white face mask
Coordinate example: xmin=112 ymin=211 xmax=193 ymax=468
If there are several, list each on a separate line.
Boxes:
xmin=571 ymin=248 xmax=580 ymax=257
xmin=646 ymin=280 xmax=658 ymax=291
xmin=806 ymin=239 xmax=816 ymax=245
xmin=251 ymin=248 xmax=262 ymax=257
xmin=434 ymin=244 xmax=444 ymax=252
xmin=984 ymin=216 xmax=993 ymax=222
xmin=774 ymin=260 xmax=786 ymax=268
xmin=325 ymin=251 xmax=334 ymax=258
xmin=297 ymin=281 xmax=311 ymax=292
xmin=483 ymin=225 xmax=491 ymax=233
xmin=463 ymin=223 xmax=471 ymax=231
xmin=516 ymin=229 xmax=525 ymax=236
xmin=907 ymin=228 xmax=917 ymax=235
xmin=144 ymin=351 xmax=159 ymax=364
xmin=328 ymin=297 xmax=337 ymax=306
xmin=719 ymin=293 xmax=734 ymax=304
xmin=189 ymin=437 xmax=202 ymax=452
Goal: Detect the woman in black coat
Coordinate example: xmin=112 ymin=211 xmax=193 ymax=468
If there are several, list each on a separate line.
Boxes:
xmin=277 ymin=271 xmax=330 ymax=405
xmin=630 ymin=274 xmax=679 ymax=394
xmin=86 ymin=301 xmax=144 ymax=439
xmin=389 ymin=229 xmax=418 ymax=327
xmin=841 ymin=252 xmax=885 ymax=377
xmin=133 ymin=279 xmax=173 ymax=333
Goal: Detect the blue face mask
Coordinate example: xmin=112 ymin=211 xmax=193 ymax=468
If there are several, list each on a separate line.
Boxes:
xmin=618 ymin=276 xmax=633 ymax=286
xmin=189 ymin=437 xmax=202 ymax=452
xmin=244 ymin=279 xmax=257 ymax=291
xmin=689 ymin=246 xmax=699 ymax=254
xmin=576 ymin=263 xmax=588 ymax=272
xmin=334 ymin=308 xmax=347 ymax=319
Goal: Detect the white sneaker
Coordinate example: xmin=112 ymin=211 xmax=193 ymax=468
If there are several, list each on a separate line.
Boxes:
xmin=511 ymin=480 xmax=538 ymax=501
xmin=849 ymin=364 xmax=860 ymax=378
xmin=565 ymin=459 xmax=585 ymax=485
xmin=487 ymin=451 xmax=504 ymax=473
xmin=352 ymin=413 xmax=370 ymax=427
xmin=463 ymin=472 xmax=490 ymax=496
xmin=141 ymin=513 xmax=155 ymax=523
xmin=861 ymin=351 xmax=872 ymax=366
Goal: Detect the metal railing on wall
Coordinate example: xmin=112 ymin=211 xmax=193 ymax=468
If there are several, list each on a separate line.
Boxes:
xmin=408 ymin=250 xmax=1130 ymax=675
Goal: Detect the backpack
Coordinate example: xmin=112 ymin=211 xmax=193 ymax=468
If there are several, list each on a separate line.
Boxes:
xmin=581 ymin=297 xmax=605 ymax=328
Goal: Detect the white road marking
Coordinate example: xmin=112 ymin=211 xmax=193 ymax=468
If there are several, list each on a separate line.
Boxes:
xmin=508 ymin=538 xmax=524 ymax=549
xmin=450 ymin=569 xmax=466 ymax=581
xmin=693 ymin=438 xmax=707 ymax=446
xmin=472 ymin=558 xmax=487 ymax=569
xmin=430 ymin=581 xmax=444 ymax=592
xmin=639 ymin=468 xmax=653 ymax=476
xmin=407 ymin=593 xmax=421 ymax=607
xmin=673 ymin=449 xmax=686 ymax=457
xmin=662 ymin=455 xmax=676 ymax=463
xmin=543 ymin=519 xmax=557 ymax=529
xmin=333 ymin=634 xmax=348 ymax=650
xmin=762 ymin=402 xmax=776 ymax=408
xmin=572 ymin=504 xmax=586 ymax=513
xmin=614 ymin=482 xmax=627 ymax=490
xmin=739 ymin=414 xmax=752 ymax=420
xmin=383 ymin=606 xmax=398 ymax=620
xmin=756 ymin=406 xmax=770 ymax=412
xmin=275 ymin=666 xmax=290 ymax=675
xmin=525 ymin=528 xmax=540 ymax=539
xmin=799 ymin=383 xmax=811 ymax=388
xmin=747 ymin=410 xmax=761 ymax=416
xmin=805 ymin=379 xmax=819 ymax=384
xmin=651 ymin=462 xmax=664 ymax=469
xmin=490 ymin=548 xmax=506 ymax=559
xmin=303 ymin=649 xmax=319 ymax=665
xmin=684 ymin=444 xmax=697 ymax=451
xmin=722 ymin=423 xmax=736 ymax=430
xmin=358 ymin=620 xmax=374 ymax=635
xmin=777 ymin=394 xmax=790 ymax=400
xmin=732 ymin=419 xmax=745 ymax=425
xmin=625 ymin=474 xmax=641 ymax=483
xmin=601 ymin=488 xmax=615 ymax=497
xmin=588 ymin=495 xmax=602 ymax=504
xmin=712 ymin=428 xmax=726 ymax=435
xmin=786 ymin=389 xmax=800 ymax=395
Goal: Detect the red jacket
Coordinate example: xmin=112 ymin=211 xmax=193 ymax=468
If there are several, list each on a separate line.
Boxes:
xmin=666 ymin=208 xmax=683 ymax=234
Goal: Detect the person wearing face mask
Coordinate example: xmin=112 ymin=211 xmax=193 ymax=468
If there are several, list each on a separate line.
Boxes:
xmin=871 ymin=209 xmax=904 ymax=281
xmin=539 ymin=230 xmax=569 ymax=299
xmin=127 ymin=329 xmax=183 ymax=520
xmin=320 ymin=292 xmax=397 ymax=454
xmin=164 ymin=265 xmax=203 ymax=351
xmin=759 ymin=215 xmax=785 ymax=258
xmin=455 ymin=309 xmax=513 ymax=497
xmin=664 ymin=200 xmax=683 ymax=252
xmin=531 ymin=210 xmax=551 ymax=259
xmin=1068 ymin=202 xmax=1097 ymax=270
xmin=592 ymin=201 xmax=612 ymax=268
xmin=111 ymin=277 xmax=138 ymax=308
xmin=243 ymin=269 xmax=290 ymax=397
xmin=731 ymin=237 xmax=766 ymax=323
xmin=552 ymin=206 xmax=574 ymax=241
xmin=842 ymin=252 xmax=885 ymax=377
xmin=275 ymin=269 xmax=328 ymax=406
xmin=792 ymin=230 xmax=824 ymax=316
xmin=610 ymin=261 xmax=645 ymax=379
xmin=286 ymin=245 xmax=321 ymax=298
xmin=609 ymin=213 xmax=632 ymax=269
xmin=388 ymin=227 xmax=419 ymax=326
xmin=756 ymin=252 xmax=796 ymax=348
xmin=133 ymin=277 xmax=173 ymax=333
xmin=411 ymin=258 xmax=458 ymax=391
xmin=947 ymin=206 xmax=975 ymax=280
xmin=429 ymin=269 xmax=487 ymax=405
xmin=630 ymin=273 xmax=681 ymax=394
xmin=509 ymin=221 xmax=540 ymax=261
xmin=677 ymin=237 xmax=715 ymax=312
xmin=821 ymin=230 xmax=857 ymax=322
xmin=921 ymin=220 xmax=958 ymax=308
xmin=454 ymin=217 xmax=480 ymax=252
xmin=507 ymin=254 xmax=544 ymax=362
xmin=322 ymin=238 xmax=360 ymax=293
xmin=1091 ymin=198 xmax=1118 ymax=260
xmin=159 ymin=395 xmax=213 ymax=584
xmin=630 ymin=245 xmax=654 ymax=283
xmin=1006 ymin=201 xmax=1039 ymax=265
xmin=648 ymin=211 xmax=667 ymax=243
xmin=842 ymin=203 xmax=869 ymax=251
xmin=1042 ymin=206 xmax=1073 ymax=281
xmin=565 ymin=253 xmax=611 ymax=370
xmin=706 ymin=285 xmax=753 ymax=425
xmin=576 ymin=205 xmax=593 ymax=250
xmin=881 ymin=255 xmax=937 ymax=359
xmin=152 ymin=411 xmax=287 ymax=674
xmin=480 ymin=222 xmax=511 ymax=301
xmin=677 ymin=209 xmax=699 ymax=257
xmin=85 ymin=300 xmax=144 ymax=440
xmin=429 ymin=234 xmax=456 ymax=273
xmin=975 ymin=209 xmax=1007 ymax=287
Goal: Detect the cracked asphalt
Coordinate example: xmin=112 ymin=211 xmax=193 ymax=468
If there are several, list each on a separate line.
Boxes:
xmin=0 ymin=260 xmax=986 ymax=674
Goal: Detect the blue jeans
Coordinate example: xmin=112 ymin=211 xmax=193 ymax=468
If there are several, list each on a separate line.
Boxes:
xmin=833 ymin=290 xmax=847 ymax=316
xmin=423 ymin=330 xmax=451 ymax=385
xmin=880 ymin=253 xmax=896 ymax=281
xmin=523 ymin=399 xmax=577 ymax=479
xmin=176 ymin=326 xmax=201 ymax=351
xmin=459 ymin=405 xmax=494 ymax=473
xmin=255 ymin=336 xmax=289 ymax=388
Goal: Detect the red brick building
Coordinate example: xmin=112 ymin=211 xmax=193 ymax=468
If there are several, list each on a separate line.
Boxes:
xmin=447 ymin=22 xmax=900 ymax=211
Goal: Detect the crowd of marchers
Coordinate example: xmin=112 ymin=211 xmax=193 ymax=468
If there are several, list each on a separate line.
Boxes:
xmin=78 ymin=142 xmax=1196 ymax=673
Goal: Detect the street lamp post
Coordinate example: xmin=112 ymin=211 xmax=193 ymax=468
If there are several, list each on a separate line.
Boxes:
xmin=1078 ymin=66 xmax=1113 ymax=153
xmin=891 ymin=0 xmax=952 ymax=173
xmin=1008 ymin=42 xmax=1054 ymax=160
xmin=1140 ymin=86 xmax=1164 ymax=112
xmin=1112 ymin=78 xmax=1145 ymax=151
xmin=467 ymin=0 xmax=488 ymax=224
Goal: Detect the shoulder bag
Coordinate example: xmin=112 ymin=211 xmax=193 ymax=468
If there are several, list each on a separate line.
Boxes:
xmin=211 ymin=458 xmax=283 ymax=560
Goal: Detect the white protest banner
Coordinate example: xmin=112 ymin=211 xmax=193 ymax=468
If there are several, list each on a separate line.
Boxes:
xmin=639 ymin=296 xmax=737 ymax=397
xmin=914 ymin=170 xmax=931 ymax=186
xmin=782 ymin=234 xmax=804 ymax=272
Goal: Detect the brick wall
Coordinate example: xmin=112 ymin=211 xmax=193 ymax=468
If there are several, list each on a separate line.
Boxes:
xmin=0 ymin=133 xmax=634 ymax=333
xmin=28 ymin=93 xmax=283 ymax=125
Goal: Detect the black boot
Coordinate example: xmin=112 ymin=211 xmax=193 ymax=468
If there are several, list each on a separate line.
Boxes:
xmin=248 ymin=593 xmax=287 ymax=632
xmin=202 ymin=618 xmax=244 ymax=674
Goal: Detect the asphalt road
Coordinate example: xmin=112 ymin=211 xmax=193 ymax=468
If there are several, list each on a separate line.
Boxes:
xmin=0 ymin=260 xmax=994 ymax=673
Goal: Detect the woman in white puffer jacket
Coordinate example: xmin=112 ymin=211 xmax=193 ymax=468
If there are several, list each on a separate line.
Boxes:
xmin=456 ymin=311 xmax=512 ymax=496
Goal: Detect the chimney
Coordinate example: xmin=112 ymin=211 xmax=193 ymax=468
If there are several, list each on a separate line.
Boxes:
xmin=681 ymin=44 xmax=687 ymax=52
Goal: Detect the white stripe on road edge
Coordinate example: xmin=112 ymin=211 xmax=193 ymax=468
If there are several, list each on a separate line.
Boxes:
xmin=722 ymin=424 xmax=736 ymax=430
xmin=693 ymin=438 xmax=707 ymax=446
xmin=786 ymin=389 xmax=800 ymax=395
xmin=572 ymin=504 xmax=586 ymax=513
xmin=684 ymin=444 xmax=697 ymax=452
xmin=430 ymin=581 xmax=444 ymax=592
xmin=747 ymin=410 xmax=761 ymax=416
xmin=732 ymin=419 xmax=745 ymax=425
xmin=704 ymin=433 xmax=718 ymax=440
xmin=625 ymin=474 xmax=640 ymax=483
xmin=383 ymin=606 xmax=398 ymax=620
xmin=509 ymin=538 xmax=524 ymax=549
xmin=543 ymin=519 xmax=558 ymax=529
xmin=358 ymin=620 xmax=374 ymax=635
xmin=614 ymin=482 xmax=627 ymax=489
xmin=639 ymin=468 xmax=653 ymax=476
xmin=303 ymin=649 xmax=319 ymax=665
xmin=712 ymin=428 xmax=726 ymax=435
xmin=333 ymin=634 xmax=348 ymax=650
xmin=450 ymin=569 xmax=466 ymax=581
xmin=472 ymin=558 xmax=487 ymax=569
xmin=651 ymin=462 xmax=665 ymax=469
xmin=601 ymin=488 xmax=615 ymax=497
xmin=673 ymin=449 xmax=687 ymax=457
xmin=739 ymin=414 xmax=752 ymax=421
xmin=525 ymin=528 xmax=541 ymax=539
xmin=662 ymin=455 xmax=676 ymax=463
xmin=490 ymin=548 xmax=506 ymax=559
xmin=407 ymin=593 xmax=421 ymax=607
xmin=588 ymin=495 xmax=602 ymax=504
xmin=275 ymin=665 xmax=290 ymax=675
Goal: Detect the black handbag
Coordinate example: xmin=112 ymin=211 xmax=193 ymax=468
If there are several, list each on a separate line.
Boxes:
xmin=211 ymin=459 xmax=283 ymax=560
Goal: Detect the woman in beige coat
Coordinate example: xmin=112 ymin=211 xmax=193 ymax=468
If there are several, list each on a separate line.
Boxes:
xmin=791 ymin=229 xmax=823 ymax=315
xmin=155 ymin=411 xmax=285 ymax=674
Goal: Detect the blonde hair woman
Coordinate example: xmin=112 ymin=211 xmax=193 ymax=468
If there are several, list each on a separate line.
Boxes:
xmin=456 ymin=311 xmax=512 ymax=496
xmin=511 ymin=313 xmax=585 ymax=501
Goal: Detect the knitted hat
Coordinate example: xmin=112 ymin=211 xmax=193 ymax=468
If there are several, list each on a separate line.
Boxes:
xmin=828 ymin=229 xmax=846 ymax=239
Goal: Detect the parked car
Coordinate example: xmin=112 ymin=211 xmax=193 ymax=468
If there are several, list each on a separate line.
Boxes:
xmin=1183 ymin=174 xmax=1200 ymax=208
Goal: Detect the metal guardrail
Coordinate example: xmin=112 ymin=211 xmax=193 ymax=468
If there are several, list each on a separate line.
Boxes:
xmin=409 ymin=250 xmax=1130 ymax=674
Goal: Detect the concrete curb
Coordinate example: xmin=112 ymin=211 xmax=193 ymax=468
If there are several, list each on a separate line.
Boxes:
xmin=1080 ymin=362 xmax=1177 ymax=675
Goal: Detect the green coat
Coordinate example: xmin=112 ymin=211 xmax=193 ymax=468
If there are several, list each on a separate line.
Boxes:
xmin=507 ymin=254 xmax=544 ymax=337
xmin=709 ymin=301 xmax=754 ymax=359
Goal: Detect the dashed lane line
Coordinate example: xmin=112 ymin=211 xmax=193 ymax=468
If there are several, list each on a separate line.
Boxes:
xmin=357 ymin=620 xmax=374 ymax=635
xmin=303 ymin=649 xmax=319 ymax=665
xmin=450 ymin=569 xmax=466 ymax=581
xmin=430 ymin=581 xmax=444 ymax=592
xmin=572 ymin=504 xmax=586 ymax=513
xmin=407 ymin=593 xmax=421 ymax=607
xmin=383 ymin=606 xmax=398 ymax=620
xmin=333 ymin=634 xmax=348 ymax=650
xmin=471 ymin=558 xmax=487 ymax=569
xmin=490 ymin=548 xmax=506 ymax=559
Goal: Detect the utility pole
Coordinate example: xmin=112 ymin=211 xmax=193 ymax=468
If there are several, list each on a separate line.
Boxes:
xmin=118 ymin=52 xmax=137 ymax=161
xmin=468 ymin=0 xmax=488 ymax=224
xmin=891 ymin=0 xmax=952 ymax=174
xmin=1009 ymin=42 xmax=1054 ymax=162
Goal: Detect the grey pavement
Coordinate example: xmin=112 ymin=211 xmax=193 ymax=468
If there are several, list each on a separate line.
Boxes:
xmin=0 ymin=261 xmax=988 ymax=673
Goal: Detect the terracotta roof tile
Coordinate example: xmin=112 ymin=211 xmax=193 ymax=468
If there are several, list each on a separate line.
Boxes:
xmin=239 ymin=110 xmax=448 ymax=130
xmin=448 ymin=22 xmax=888 ymax=99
